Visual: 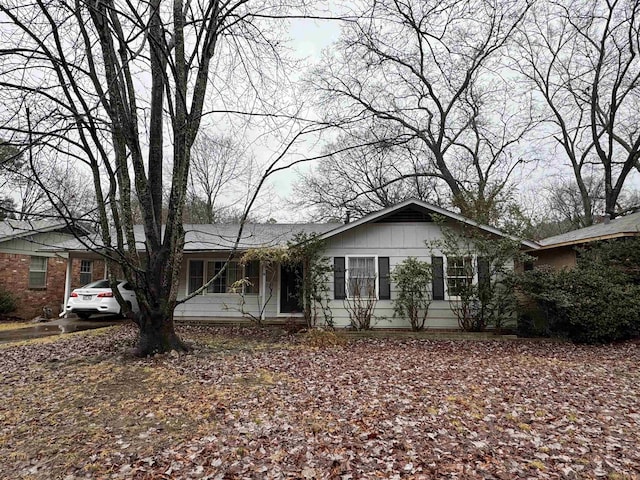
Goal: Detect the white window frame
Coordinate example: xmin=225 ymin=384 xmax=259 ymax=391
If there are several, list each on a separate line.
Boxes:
xmin=79 ymin=260 xmax=93 ymax=285
xmin=187 ymin=258 xmax=205 ymax=295
xmin=28 ymin=256 xmax=48 ymax=289
xmin=444 ymin=255 xmax=477 ymax=300
xmin=345 ymin=255 xmax=379 ymax=299
xmin=206 ymin=260 xmax=233 ymax=294
xmin=186 ymin=259 xmax=259 ymax=296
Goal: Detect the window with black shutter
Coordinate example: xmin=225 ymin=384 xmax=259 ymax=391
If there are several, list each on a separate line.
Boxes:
xmin=432 ymin=256 xmax=444 ymax=300
xmin=334 ymin=257 xmax=346 ymax=299
xmin=378 ymin=257 xmax=390 ymax=300
xmin=477 ymin=257 xmax=490 ymax=303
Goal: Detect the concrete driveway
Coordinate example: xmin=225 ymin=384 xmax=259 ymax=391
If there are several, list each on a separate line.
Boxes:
xmin=0 ymin=316 xmax=125 ymax=344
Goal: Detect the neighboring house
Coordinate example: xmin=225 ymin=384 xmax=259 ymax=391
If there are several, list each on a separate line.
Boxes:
xmin=55 ymin=199 xmax=536 ymax=329
xmin=531 ymin=210 xmax=640 ymax=270
xmin=0 ymin=220 xmax=105 ymax=319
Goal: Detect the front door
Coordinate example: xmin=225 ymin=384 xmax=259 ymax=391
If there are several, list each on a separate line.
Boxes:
xmin=280 ymin=263 xmax=303 ymax=314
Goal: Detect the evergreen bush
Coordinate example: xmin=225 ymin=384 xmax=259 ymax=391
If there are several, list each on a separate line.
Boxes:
xmin=391 ymin=257 xmax=433 ymax=331
xmin=517 ymin=239 xmax=640 ymax=343
xmin=0 ymin=286 xmax=16 ymax=315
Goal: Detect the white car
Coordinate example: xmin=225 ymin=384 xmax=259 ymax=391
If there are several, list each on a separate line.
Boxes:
xmin=66 ymin=280 xmax=139 ymax=319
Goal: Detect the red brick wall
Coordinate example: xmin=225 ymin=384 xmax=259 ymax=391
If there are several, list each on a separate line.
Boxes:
xmin=70 ymin=258 xmax=106 ymax=289
xmin=93 ymin=261 xmax=106 ymax=283
xmin=0 ymin=253 xmax=67 ymax=320
xmin=0 ymin=254 xmax=108 ymax=320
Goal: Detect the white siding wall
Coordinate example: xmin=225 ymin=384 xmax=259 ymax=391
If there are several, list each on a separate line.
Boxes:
xmin=0 ymin=232 xmax=73 ymax=256
xmin=323 ymin=221 xmax=460 ymax=329
xmin=174 ymin=255 xmax=277 ymax=319
xmin=172 ymin=221 xmax=514 ymax=329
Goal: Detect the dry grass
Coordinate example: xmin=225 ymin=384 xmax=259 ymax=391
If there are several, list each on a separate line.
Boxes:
xmin=1 ymin=325 xmax=639 ymax=479
xmin=0 ymin=322 xmax=34 ymax=332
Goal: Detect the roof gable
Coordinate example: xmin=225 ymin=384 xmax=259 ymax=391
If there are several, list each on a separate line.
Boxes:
xmin=0 ymin=219 xmax=87 ymax=244
xmin=373 ymin=205 xmax=434 ymax=223
xmin=317 ymin=199 xmax=538 ymax=249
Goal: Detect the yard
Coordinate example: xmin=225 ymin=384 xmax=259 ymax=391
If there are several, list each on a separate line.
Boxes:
xmin=0 ymin=324 xmax=639 ymax=479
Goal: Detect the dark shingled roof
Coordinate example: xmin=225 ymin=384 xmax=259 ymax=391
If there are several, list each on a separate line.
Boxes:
xmin=44 ymin=222 xmax=342 ymax=252
xmin=43 ymin=199 xmax=540 ymax=253
xmin=179 ymin=223 xmax=341 ymax=251
xmin=538 ymin=210 xmax=640 ymax=248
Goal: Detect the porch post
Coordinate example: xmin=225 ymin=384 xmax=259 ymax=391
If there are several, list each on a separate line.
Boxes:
xmin=261 ymin=261 xmax=267 ymax=322
xmin=61 ymin=253 xmax=73 ymax=317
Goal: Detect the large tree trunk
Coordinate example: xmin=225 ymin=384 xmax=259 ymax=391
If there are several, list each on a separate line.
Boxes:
xmin=132 ymin=244 xmax=190 ymax=356
xmin=135 ymin=309 xmax=189 ymax=356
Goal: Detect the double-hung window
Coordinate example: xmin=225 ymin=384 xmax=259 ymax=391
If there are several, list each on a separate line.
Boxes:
xmin=188 ymin=260 xmax=260 ymax=295
xmin=80 ymin=260 xmax=93 ymax=285
xmin=206 ymin=261 xmax=228 ymax=293
xmin=188 ymin=260 xmax=205 ymax=294
xmin=244 ymin=261 xmax=260 ymax=294
xmin=347 ymin=256 xmax=377 ymax=298
xmin=446 ymin=256 xmax=473 ymax=298
xmin=334 ymin=256 xmax=390 ymax=300
xmin=29 ymin=256 xmax=48 ymax=289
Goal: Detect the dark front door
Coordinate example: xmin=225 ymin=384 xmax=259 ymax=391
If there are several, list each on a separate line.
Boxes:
xmin=280 ymin=263 xmax=303 ymax=314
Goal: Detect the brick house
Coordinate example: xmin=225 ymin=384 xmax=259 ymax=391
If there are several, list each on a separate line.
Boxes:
xmin=0 ymin=220 xmax=105 ymax=320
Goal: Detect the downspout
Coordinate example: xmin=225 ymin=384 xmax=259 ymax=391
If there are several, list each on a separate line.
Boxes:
xmin=261 ymin=261 xmax=267 ymax=322
xmin=60 ymin=253 xmax=73 ymax=317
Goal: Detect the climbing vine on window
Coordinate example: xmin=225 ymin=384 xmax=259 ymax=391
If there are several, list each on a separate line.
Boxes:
xmin=236 ymin=232 xmax=333 ymax=329
xmin=288 ymin=232 xmax=333 ymax=329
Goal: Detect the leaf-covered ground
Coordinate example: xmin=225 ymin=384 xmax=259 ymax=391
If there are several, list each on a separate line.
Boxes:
xmin=1 ymin=325 xmax=639 ymax=479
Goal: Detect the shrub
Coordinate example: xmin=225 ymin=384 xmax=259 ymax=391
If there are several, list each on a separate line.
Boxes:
xmin=391 ymin=257 xmax=432 ymax=331
xmin=516 ymin=255 xmax=640 ymax=343
xmin=578 ymin=237 xmax=640 ymax=284
xmin=561 ymin=266 xmax=640 ymax=343
xmin=515 ymin=267 xmax=572 ymax=337
xmin=343 ymin=276 xmax=377 ymax=330
xmin=429 ymin=223 xmax=528 ymax=332
xmin=0 ymin=286 xmax=16 ymax=315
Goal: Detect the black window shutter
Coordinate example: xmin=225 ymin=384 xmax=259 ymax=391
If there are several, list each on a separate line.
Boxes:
xmin=334 ymin=257 xmax=346 ymax=299
xmin=477 ymin=257 xmax=490 ymax=301
xmin=378 ymin=257 xmax=390 ymax=300
xmin=432 ymin=256 xmax=444 ymax=300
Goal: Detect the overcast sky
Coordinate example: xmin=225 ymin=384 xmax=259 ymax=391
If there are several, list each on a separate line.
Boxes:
xmin=254 ymin=17 xmax=342 ymax=222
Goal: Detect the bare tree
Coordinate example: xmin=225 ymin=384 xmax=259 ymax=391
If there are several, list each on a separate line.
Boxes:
xmin=538 ymin=174 xmax=639 ymax=235
xmin=294 ymin=128 xmax=445 ymax=221
xmin=545 ymin=175 xmax=606 ymax=229
xmin=183 ymin=132 xmax=254 ymax=223
xmin=0 ymin=140 xmax=93 ymax=220
xmin=310 ymin=0 xmax=533 ymax=223
xmin=0 ymin=0 xmax=316 ymax=354
xmin=516 ymin=0 xmax=640 ymax=223
xmin=0 ymin=141 xmax=44 ymax=219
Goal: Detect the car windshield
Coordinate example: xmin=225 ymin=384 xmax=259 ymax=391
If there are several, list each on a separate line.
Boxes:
xmin=81 ymin=280 xmax=112 ymax=289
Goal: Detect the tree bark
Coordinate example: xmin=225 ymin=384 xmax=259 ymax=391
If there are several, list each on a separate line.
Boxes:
xmin=135 ymin=308 xmax=189 ymax=356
